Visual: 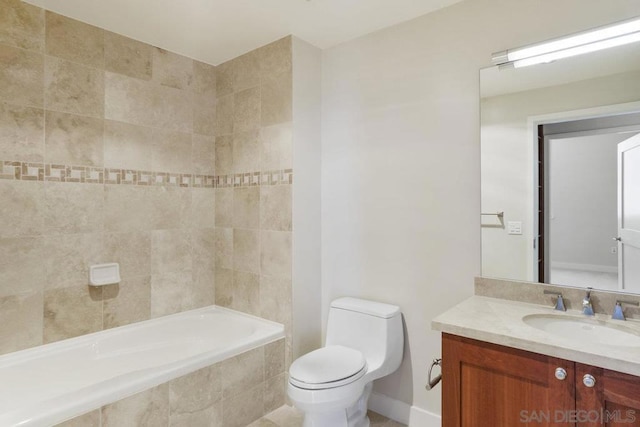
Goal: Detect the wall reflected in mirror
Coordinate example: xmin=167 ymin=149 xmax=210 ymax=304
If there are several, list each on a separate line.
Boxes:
xmin=481 ymin=41 xmax=640 ymax=294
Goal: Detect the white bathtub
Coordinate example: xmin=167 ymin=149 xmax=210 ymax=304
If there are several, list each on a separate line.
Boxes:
xmin=0 ymin=306 xmax=284 ymax=427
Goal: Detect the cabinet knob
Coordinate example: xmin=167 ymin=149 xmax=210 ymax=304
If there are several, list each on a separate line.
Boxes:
xmin=583 ymin=374 xmax=596 ymax=388
xmin=555 ymin=367 xmax=567 ymax=380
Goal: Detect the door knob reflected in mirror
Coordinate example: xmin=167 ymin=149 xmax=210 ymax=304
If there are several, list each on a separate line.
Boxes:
xmin=613 ymin=237 xmax=622 ymax=241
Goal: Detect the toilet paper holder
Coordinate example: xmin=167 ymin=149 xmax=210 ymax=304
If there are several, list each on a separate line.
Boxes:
xmin=426 ymin=358 xmax=442 ymax=390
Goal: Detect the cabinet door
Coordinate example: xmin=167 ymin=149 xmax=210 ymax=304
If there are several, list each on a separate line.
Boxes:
xmin=442 ymin=334 xmax=575 ymax=427
xmin=576 ymin=363 xmax=640 ymax=427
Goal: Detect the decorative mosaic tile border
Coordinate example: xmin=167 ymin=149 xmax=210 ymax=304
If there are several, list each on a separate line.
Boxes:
xmin=0 ymin=161 xmax=293 ymax=188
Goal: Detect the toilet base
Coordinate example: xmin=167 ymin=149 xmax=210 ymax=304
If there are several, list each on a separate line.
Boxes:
xmin=301 ymin=382 xmax=374 ymax=427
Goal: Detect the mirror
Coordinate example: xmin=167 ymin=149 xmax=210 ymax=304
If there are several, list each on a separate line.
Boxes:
xmin=481 ymin=41 xmax=640 ymax=293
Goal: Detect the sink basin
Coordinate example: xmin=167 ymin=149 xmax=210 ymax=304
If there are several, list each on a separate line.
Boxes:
xmin=522 ymin=314 xmax=640 ymax=347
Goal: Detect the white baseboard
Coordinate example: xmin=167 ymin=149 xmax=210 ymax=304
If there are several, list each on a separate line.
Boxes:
xmin=409 ymin=405 xmax=441 ymax=427
xmin=369 ymin=392 xmax=441 ymax=427
xmin=551 ymin=262 xmax=617 ymax=274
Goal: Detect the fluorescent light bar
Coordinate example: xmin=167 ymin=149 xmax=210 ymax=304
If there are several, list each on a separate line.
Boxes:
xmin=493 ymin=16 xmax=640 ymax=68
xmin=513 ymin=31 xmax=640 ymax=68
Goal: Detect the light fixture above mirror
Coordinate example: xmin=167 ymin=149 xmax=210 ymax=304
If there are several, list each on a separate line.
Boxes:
xmin=492 ymin=16 xmax=640 ymax=68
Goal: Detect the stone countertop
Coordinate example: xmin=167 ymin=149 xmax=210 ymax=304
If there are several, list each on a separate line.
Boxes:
xmin=432 ymin=295 xmax=640 ymax=377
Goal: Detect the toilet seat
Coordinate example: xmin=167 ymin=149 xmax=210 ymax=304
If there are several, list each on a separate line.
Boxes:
xmin=289 ymin=345 xmax=367 ymax=390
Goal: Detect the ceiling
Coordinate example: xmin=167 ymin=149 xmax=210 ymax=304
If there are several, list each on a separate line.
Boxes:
xmin=24 ymin=0 xmax=462 ymax=65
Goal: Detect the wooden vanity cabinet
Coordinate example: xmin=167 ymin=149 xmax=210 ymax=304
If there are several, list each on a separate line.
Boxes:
xmin=442 ymin=334 xmax=640 ymax=427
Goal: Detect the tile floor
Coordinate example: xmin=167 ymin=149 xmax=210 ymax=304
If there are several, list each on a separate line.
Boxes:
xmin=249 ymin=405 xmax=407 ymax=427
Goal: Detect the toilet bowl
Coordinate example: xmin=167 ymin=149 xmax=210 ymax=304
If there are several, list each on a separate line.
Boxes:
xmin=288 ymin=297 xmax=404 ymax=427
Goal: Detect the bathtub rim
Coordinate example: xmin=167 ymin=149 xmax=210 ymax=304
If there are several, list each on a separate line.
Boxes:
xmin=0 ymin=305 xmax=285 ymax=427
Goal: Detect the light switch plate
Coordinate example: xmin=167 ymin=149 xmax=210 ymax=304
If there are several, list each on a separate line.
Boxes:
xmin=508 ymin=221 xmax=522 ymax=235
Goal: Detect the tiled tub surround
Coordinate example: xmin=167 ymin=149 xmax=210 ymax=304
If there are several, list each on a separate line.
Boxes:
xmin=0 ymin=0 xmax=294 ymax=368
xmin=0 ymin=306 xmax=286 ymax=427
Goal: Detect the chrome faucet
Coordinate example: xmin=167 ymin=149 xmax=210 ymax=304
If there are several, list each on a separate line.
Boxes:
xmin=543 ymin=290 xmax=566 ymax=311
xmin=582 ymin=288 xmax=594 ymax=316
xmin=612 ymin=300 xmax=640 ymax=321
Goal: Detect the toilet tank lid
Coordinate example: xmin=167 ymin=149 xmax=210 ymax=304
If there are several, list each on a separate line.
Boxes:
xmin=331 ymin=297 xmax=401 ymax=319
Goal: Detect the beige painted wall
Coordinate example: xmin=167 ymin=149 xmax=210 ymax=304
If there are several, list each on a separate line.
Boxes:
xmin=320 ymin=0 xmax=640 ymax=422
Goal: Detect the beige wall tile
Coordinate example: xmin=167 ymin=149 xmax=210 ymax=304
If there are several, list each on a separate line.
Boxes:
xmin=102 ymin=276 xmax=151 ymax=329
xmin=191 ymin=187 xmax=215 ymax=229
xmin=43 ymin=233 xmax=103 ymax=290
xmin=151 ymin=128 xmax=192 ymax=173
xmin=148 ymin=187 xmax=191 ymax=230
xmin=104 ymin=31 xmax=152 ymax=80
xmin=193 ymin=93 xmax=216 ymax=137
xmin=258 ymin=36 xmax=292 ymax=79
xmin=169 ymin=364 xmax=221 ymax=417
xmin=0 ymin=236 xmax=44 ymax=297
xmin=104 ymin=185 xmax=152 ymax=233
xmin=0 ymin=0 xmax=44 ymax=52
xmin=102 ymin=384 xmax=169 ymax=427
xmin=0 ymin=44 xmax=43 ymax=107
xmin=0 ymin=291 xmax=42 ymax=355
xmin=261 ymin=231 xmax=292 ymax=279
xmin=261 ymin=71 xmax=292 ymax=126
xmin=45 ymin=56 xmax=104 ymax=118
xmin=260 ymin=275 xmax=292 ymax=328
xmin=105 ymin=71 xmax=192 ymax=132
xmin=234 ymin=87 xmax=261 ymax=133
xmin=150 ymin=271 xmax=196 ymax=317
xmin=233 ymin=129 xmax=260 ymax=173
xmin=216 ymin=62 xmax=233 ymax=98
xmin=214 ymin=267 xmax=233 ymax=307
xmin=153 ymin=48 xmax=193 ymax=90
xmin=0 ymin=180 xmax=45 ymax=239
xmin=265 ymin=338 xmax=285 ymax=379
xmin=53 ymin=410 xmax=100 ymax=427
xmin=215 ymin=135 xmax=233 ymax=175
xmin=45 ymin=110 xmax=103 ymax=166
xmin=214 ymin=228 xmax=233 ymax=270
xmin=221 ymin=346 xmax=264 ymax=399
xmin=43 ymin=285 xmax=102 ymax=343
xmin=223 ymin=383 xmax=265 ymax=427
xmin=44 ymin=182 xmax=104 ymax=235
xmin=264 ymin=373 xmax=286 ymax=413
xmin=151 ymin=229 xmax=192 ymax=275
xmin=191 ymin=230 xmax=215 ymax=303
xmin=231 ymin=51 xmax=260 ymax=92
xmin=103 ymin=231 xmax=151 ymax=279
xmin=260 ymin=185 xmax=292 ymax=231
xmin=191 ymin=267 xmax=215 ymax=310
xmin=232 ymin=271 xmax=260 ymax=315
xmin=192 ymin=134 xmax=215 ymax=175
xmin=45 ymin=12 xmax=104 ymax=68
xmin=214 ymin=188 xmax=233 ymax=227
xmin=260 ymin=122 xmax=292 ymax=171
xmin=171 ymin=403 xmax=222 ymax=427
xmin=234 ymin=187 xmax=260 ymax=229
xmin=234 ymin=229 xmax=259 ymax=273
xmin=193 ymin=61 xmax=217 ymax=96
xmin=215 ymin=94 xmax=233 ymax=136
xmin=192 ymin=63 xmax=216 ymax=135
xmin=104 ymin=120 xmax=153 ymax=170
xmin=0 ymin=102 xmax=44 ymax=162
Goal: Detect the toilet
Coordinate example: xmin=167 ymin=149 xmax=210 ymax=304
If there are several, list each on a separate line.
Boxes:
xmin=288 ymin=297 xmax=404 ymax=427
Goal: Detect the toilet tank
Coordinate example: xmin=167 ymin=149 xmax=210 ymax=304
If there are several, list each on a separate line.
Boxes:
xmin=325 ymin=298 xmax=403 ymax=379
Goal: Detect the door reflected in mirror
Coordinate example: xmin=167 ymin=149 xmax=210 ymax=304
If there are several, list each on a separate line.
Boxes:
xmin=481 ymin=41 xmax=640 ymax=293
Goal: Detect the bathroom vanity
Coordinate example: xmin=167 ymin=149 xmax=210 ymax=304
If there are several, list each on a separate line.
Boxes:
xmin=433 ymin=279 xmax=640 ymax=427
